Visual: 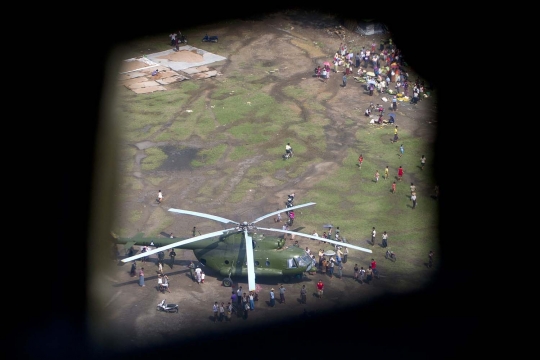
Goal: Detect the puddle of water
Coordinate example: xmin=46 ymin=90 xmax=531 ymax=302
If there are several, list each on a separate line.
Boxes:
xmin=158 ymin=146 xmax=199 ymax=171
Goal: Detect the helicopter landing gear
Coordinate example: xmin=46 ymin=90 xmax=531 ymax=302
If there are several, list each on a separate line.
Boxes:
xmin=282 ymin=275 xmax=291 ymax=283
xmin=222 ymin=277 xmax=233 ymax=287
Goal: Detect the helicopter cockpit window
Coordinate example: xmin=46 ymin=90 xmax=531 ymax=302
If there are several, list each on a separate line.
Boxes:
xmin=254 ymin=260 xmax=260 ymax=266
xmin=293 ymin=255 xmax=311 ymax=268
xmin=287 ymin=258 xmax=297 ymax=269
xmin=265 ymin=259 xmax=270 ymax=267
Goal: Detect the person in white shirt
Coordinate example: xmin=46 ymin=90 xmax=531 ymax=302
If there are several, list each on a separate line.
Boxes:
xmin=285 ymin=143 xmax=292 ymax=155
xmin=162 ymin=275 xmax=170 ymax=293
xmin=157 ymin=190 xmax=163 ymax=203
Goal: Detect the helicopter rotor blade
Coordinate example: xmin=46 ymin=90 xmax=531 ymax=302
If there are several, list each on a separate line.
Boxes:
xmin=256 ymin=227 xmax=373 ymax=254
xmin=244 ymin=229 xmax=256 ymax=292
xmin=120 ymin=229 xmax=236 ymax=263
xmin=251 ymin=202 xmax=316 ymax=224
xmin=168 ymin=208 xmax=240 ymax=225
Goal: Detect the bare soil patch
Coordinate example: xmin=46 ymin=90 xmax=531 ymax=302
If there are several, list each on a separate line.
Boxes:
xmin=156 ymin=50 xmax=204 ymax=62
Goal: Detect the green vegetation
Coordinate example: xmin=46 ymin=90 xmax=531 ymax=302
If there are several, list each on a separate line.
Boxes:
xmin=141 ymin=147 xmax=167 ymax=170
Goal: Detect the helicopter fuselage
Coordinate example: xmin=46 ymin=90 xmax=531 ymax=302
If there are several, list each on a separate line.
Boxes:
xmin=115 ymin=231 xmax=313 ymax=281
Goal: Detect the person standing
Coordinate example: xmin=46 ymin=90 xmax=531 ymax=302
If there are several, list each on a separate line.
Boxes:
xmin=384 ymin=166 xmax=389 ymax=180
xmin=410 ymin=182 xmax=416 ymax=195
xmin=157 ymin=190 xmax=163 ymax=203
xmin=130 ymin=262 xmax=137 ymax=277
xmin=321 ymin=256 xmax=327 ymax=275
xmin=219 ymin=302 xmax=225 ymax=322
xmin=411 ymin=192 xmax=417 ymax=209
xmin=391 ymin=125 xmax=398 ymax=143
xmin=249 ymin=291 xmax=255 ymax=310
xmin=242 ymin=293 xmax=248 ymax=313
xmin=392 ymin=181 xmax=397 ymax=194
xmin=243 ymin=299 xmax=250 ymax=319
xmin=213 ymin=302 xmax=219 ymax=323
xmin=342 ymin=74 xmax=347 ymax=87
xmin=397 ymin=166 xmax=404 ymax=181
xmin=371 ymin=227 xmax=376 ymax=246
xmin=157 ymin=261 xmax=163 ymax=275
xmin=371 ymin=259 xmax=378 ymax=279
xmin=237 ymin=286 xmax=243 ymax=307
xmin=359 ymin=266 xmax=366 ymax=284
xmin=317 ymin=280 xmax=324 ymax=298
xmin=192 ymin=227 xmax=197 ymax=237
xmin=269 ymin=288 xmax=275 ymax=307
xmin=382 ymin=231 xmax=388 ymax=248
xmin=428 ymin=250 xmax=434 ymax=268
xmin=336 ymin=247 xmax=343 ymax=263
xmin=230 ymin=290 xmax=237 ymax=310
xmin=375 ymin=170 xmax=380 ymax=182
xmin=169 ymin=248 xmax=176 ymax=268
xmin=355 ymin=52 xmax=361 ymax=68
xmin=226 ymin=302 xmax=233 ymax=322
xmin=300 ymin=285 xmax=307 ymax=304
xmin=279 ymin=284 xmax=286 ymax=304
xmin=421 ymin=155 xmax=426 ymax=170
xmin=138 ymin=267 xmax=145 ymax=287
xmin=337 ymin=263 xmax=343 ymax=279
xmin=321 ymin=67 xmax=327 ymax=83
xmin=188 ymin=261 xmax=195 ymax=281
xmin=162 ymin=274 xmax=170 ymax=293
xmin=328 ymin=257 xmax=335 ymax=278
xmin=365 ymin=266 xmax=373 ymax=284
xmin=169 ymin=33 xmax=176 ymax=46
xmin=343 ymin=247 xmax=348 ymax=263
xmin=195 ymin=266 xmax=202 ymax=284
xmin=358 ymin=154 xmax=363 ymax=169
xmin=157 ymin=250 xmax=165 ymax=267
xmin=399 ymin=144 xmax=404 ymax=158
xmin=353 ymin=264 xmax=359 ymax=281
xmin=140 ymin=246 xmax=147 ymax=264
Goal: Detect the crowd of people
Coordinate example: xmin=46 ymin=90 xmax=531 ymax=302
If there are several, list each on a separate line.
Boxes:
xmin=318 ymin=39 xmax=429 ymax=117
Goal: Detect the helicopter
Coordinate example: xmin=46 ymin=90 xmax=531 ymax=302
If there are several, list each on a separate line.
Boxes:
xmin=119 ymin=202 xmax=372 ymax=291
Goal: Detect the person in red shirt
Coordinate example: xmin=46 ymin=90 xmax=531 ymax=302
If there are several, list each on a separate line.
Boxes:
xmin=397 ymin=166 xmax=404 ymax=181
xmin=317 ymin=280 xmax=324 ymax=299
xmin=358 ymin=154 xmax=363 ymax=169
xmin=370 ymin=259 xmax=378 ymax=278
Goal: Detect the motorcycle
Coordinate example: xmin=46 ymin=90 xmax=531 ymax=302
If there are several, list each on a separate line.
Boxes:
xmin=282 ymin=148 xmax=293 ymax=160
xmin=385 ymin=249 xmax=397 ymax=262
xmin=157 ymin=299 xmax=178 ymax=313
xmin=202 ymin=34 xmax=218 ymax=43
